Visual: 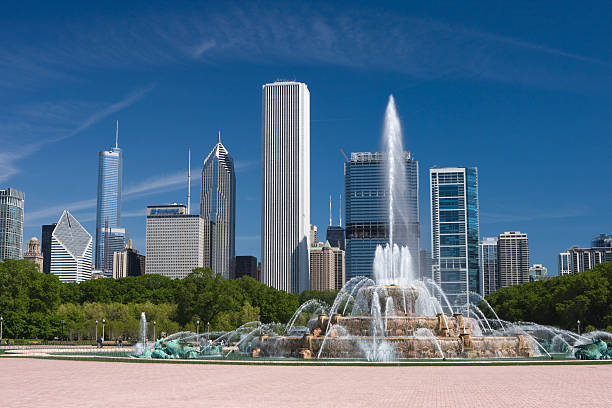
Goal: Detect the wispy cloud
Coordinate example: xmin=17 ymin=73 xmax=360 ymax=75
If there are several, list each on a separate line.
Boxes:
xmin=0 ymin=84 xmax=154 ymax=181
xmin=24 ymin=168 xmax=192 ymax=225
xmin=1 ymin=5 xmax=608 ymax=90
xmin=26 ymin=198 xmax=97 ymax=224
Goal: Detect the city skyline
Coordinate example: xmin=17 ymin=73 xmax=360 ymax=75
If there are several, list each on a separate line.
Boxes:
xmin=3 ymin=2 xmax=611 ymax=273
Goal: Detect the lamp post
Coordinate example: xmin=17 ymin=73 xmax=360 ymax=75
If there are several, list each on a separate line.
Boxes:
xmin=60 ymin=320 xmax=65 ymax=341
xmin=102 ymin=319 xmax=106 ymax=341
xmin=196 ymin=320 xmax=200 ymax=336
xmin=1 ymin=316 xmax=3 ymax=341
xmin=577 ymin=320 xmax=581 ymax=335
xmin=95 ymin=320 xmax=98 ymax=340
xmin=153 ymin=321 xmax=156 ymax=341
xmin=207 ymin=322 xmax=210 ymax=341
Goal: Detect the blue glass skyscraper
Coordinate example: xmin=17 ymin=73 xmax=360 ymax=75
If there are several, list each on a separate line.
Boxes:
xmin=95 ymin=123 xmax=125 ymax=273
xmin=201 ymin=134 xmax=236 ymax=279
xmin=430 ymin=167 xmax=480 ymax=312
xmin=344 ymin=152 xmax=419 ymax=280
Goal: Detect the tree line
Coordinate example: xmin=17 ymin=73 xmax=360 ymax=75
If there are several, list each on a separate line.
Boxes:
xmin=0 ymin=259 xmax=336 ymax=340
xmin=484 ymin=261 xmax=612 ymax=332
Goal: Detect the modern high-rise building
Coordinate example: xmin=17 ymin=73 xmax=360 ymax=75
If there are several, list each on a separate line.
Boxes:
xmin=558 ymin=251 xmax=571 ymax=276
xmin=201 ymin=135 xmax=236 ymax=279
xmin=50 ymin=211 xmax=93 ymax=283
xmin=479 ymin=237 xmax=499 ymax=296
xmin=591 ymin=233 xmax=612 ymax=248
xmin=112 ymin=241 xmax=145 ymax=279
xmin=529 ymin=264 xmax=548 ymax=281
xmin=24 ymin=237 xmax=43 ymax=272
xmin=326 ymin=194 xmax=345 ymax=251
xmin=497 ymin=231 xmax=529 ymax=288
xmin=430 ymin=167 xmax=480 ymax=311
xmin=261 ymin=81 xmax=310 ymax=293
xmin=564 ymin=246 xmax=612 ymax=274
xmin=309 ymin=225 xmax=318 ymax=246
xmin=309 ymin=241 xmax=345 ymax=291
xmin=0 ymin=187 xmax=24 ymax=261
xmin=326 ymin=226 xmax=345 ymax=251
xmin=41 ymin=223 xmax=56 ymax=274
xmin=145 ymin=205 xmax=207 ymax=279
xmin=95 ymin=125 xmax=124 ymax=274
xmin=419 ymin=249 xmax=432 ymax=281
xmin=345 ymin=152 xmax=419 ymax=281
xmin=234 ymin=256 xmax=258 ymax=280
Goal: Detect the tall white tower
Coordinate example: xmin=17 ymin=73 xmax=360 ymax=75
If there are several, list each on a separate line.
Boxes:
xmin=261 ymin=81 xmax=310 ymax=293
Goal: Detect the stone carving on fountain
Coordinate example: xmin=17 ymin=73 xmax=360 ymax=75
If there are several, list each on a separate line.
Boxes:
xmin=256 ymin=284 xmax=536 ymax=360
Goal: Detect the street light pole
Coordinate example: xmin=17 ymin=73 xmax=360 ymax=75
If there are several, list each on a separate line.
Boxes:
xmin=207 ymin=322 xmax=210 ymax=341
xmin=196 ymin=320 xmax=200 ymax=336
xmin=60 ymin=320 xmax=65 ymax=341
xmin=102 ymin=319 xmax=106 ymax=341
xmin=153 ymin=321 xmax=156 ymax=341
xmin=577 ymin=320 xmax=581 ymax=335
xmin=1 ymin=316 xmax=3 ymax=341
xmin=95 ymin=320 xmax=98 ymax=340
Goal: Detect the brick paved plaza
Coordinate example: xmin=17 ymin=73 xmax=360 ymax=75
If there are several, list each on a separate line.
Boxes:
xmin=2 ymin=358 xmax=611 ymax=407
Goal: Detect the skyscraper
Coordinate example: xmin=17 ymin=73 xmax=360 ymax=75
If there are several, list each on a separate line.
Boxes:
xmin=201 ymin=134 xmax=236 ymax=279
xmin=50 ymin=211 xmax=93 ymax=283
xmin=564 ymin=246 xmax=612 ymax=274
xmin=558 ymin=251 xmax=571 ymax=275
xmin=145 ymin=205 xmax=207 ymax=279
xmin=479 ymin=237 xmax=499 ymax=296
xmin=529 ymin=264 xmax=548 ymax=281
xmin=326 ymin=194 xmax=345 ymax=250
xmin=41 ymin=223 xmax=56 ymax=274
xmin=0 ymin=187 xmax=24 ymax=261
xmin=591 ymin=233 xmax=612 ymax=248
xmin=24 ymin=237 xmax=43 ymax=272
xmin=430 ymin=167 xmax=480 ymax=311
xmin=497 ymin=231 xmax=529 ymax=288
xmin=234 ymin=256 xmax=258 ymax=280
xmin=112 ymin=241 xmax=145 ymax=279
xmin=309 ymin=241 xmax=345 ymax=291
xmin=345 ymin=152 xmax=419 ymax=281
xmin=95 ymin=122 xmax=124 ymax=274
xmin=261 ymin=81 xmax=310 ymax=293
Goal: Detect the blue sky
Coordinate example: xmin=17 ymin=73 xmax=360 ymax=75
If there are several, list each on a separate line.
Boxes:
xmin=2 ymin=1 xmax=611 ymax=274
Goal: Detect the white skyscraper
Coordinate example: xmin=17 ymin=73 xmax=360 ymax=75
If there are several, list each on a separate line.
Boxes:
xmin=50 ymin=211 xmax=93 ymax=283
xmin=145 ymin=205 xmax=207 ymax=279
xmin=261 ymin=81 xmax=310 ymax=293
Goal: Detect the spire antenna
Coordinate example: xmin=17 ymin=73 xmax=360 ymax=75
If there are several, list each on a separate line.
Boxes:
xmin=329 ymin=194 xmax=332 ymax=226
xmin=339 ymin=193 xmax=342 ymax=227
xmin=187 ymin=148 xmax=191 ymax=215
xmin=115 ymin=120 xmax=119 ymax=148
xmin=218 ymin=130 xmax=221 ymax=144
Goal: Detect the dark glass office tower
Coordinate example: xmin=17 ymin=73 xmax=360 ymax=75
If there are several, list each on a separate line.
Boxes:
xmin=41 ymin=223 xmax=56 ymax=274
xmin=326 ymin=226 xmax=345 ymax=250
xmin=344 ymin=152 xmax=419 ymax=281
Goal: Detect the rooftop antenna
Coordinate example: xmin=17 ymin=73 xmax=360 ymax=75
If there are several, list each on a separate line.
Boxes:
xmin=339 ymin=193 xmax=342 ymax=227
xmin=115 ymin=120 xmax=119 ymax=149
xmin=187 ymin=148 xmax=191 ymax=215
xmin=218 ymin=129 xmax=221 ymax=144
xmin=329 ymin=194 xmax=332 ymax=226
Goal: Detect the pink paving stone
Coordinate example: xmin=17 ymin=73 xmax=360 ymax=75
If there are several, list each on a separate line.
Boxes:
xmin=1 ymin=358 xmax=612 ymax=407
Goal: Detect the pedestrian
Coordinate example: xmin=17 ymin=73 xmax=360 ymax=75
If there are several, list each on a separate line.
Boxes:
xmin=97 ymin=337 xmax=103 ymax=348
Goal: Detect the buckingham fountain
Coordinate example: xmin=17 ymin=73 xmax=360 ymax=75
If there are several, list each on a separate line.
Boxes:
xmin=133 ymin=96 xmax=611 ymax=362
